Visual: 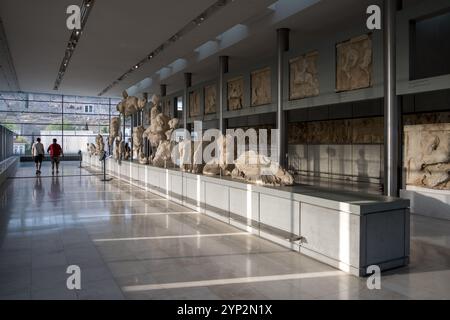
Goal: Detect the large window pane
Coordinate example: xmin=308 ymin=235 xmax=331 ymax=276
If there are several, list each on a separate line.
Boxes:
xmin=63 ymin=113 xmax=109 ymax=126
xmin=63 ymin=102 xmax=110 ymax=115
xmin=27 ymin=100 xmax=62 ymax=113
xmin=1 ymin=112 xmax=62 ymax=125
xmin=63 ymin=95 xmax=110 ymax=105
xmin=13 ymin=133 xmax=63 ymax=156
xmin=1 ymin=91 xmax=120 ymax=156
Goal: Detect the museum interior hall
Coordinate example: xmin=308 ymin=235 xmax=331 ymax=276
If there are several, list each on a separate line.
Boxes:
xmin=0 ymin=0 xmax=450 ymax=301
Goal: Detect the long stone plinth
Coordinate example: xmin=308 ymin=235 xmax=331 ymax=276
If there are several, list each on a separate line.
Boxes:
xmin=0 ymin=156 xmax=18 ymax=186
xmin=83 ymin=153 xmax=410 ymax=277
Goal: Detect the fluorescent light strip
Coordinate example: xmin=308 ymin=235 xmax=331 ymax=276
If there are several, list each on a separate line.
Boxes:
xmin=93 ymin=232 xmax=249 ymax=242
xmin=98 ymin=0 xmax=233 ymax=96
xmin=122 ymin=271 xmax=344 ymax=292
xmin=53 ymin=0 xmax=95 ymax=90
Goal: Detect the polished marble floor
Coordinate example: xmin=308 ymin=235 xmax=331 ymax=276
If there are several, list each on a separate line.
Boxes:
xmin=0 ymin=161 xmax=449 ymax=300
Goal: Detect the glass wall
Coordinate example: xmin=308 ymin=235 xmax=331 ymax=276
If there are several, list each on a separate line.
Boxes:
xmin=0 ymin=91 xmax=121 ymax=155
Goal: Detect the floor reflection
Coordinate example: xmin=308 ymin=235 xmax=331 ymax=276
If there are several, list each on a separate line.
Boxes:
xmin=0 ymin=161 xmax=449 ymax=300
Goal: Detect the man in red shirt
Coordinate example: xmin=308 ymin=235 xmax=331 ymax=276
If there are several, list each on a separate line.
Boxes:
xmin=47 ymin=138 xmax=63 ymax=175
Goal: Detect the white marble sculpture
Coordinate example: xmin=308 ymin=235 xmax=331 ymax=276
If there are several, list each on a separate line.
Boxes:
xmin=114 ymin=135 xmax=124 ymax=162
xmin=143 ymin=94 xmax=170 ymax=154
xmin=132 ymin=125 xmax=147 ymax=164
xmin=152 ymin=140 xmax=173 ymax=168
xmin=95 ymin=134 xmax=105 ymax=156
xmin=87 ymin=143 xmax=96 ymax=156
xmin=109 ymin=117 xmax=121 ymax=146
xmin=176 ymin=140 xmax=209 ymax=173
xmin=231 ymin=150 xmax=294 ymax=186
xmin=165 ymin=118 xmax=179 ymax=140
xmin=116 ymin=91 xmax=147 ymax=117
xmin=151 ymin=118 xmax=179 ymax=167
xmin=404 ymin=123 xmax=450 ymax=190
xmin=202 ymin=134 xmax=234 ymax=176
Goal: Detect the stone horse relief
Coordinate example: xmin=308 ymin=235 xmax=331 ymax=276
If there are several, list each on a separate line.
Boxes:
xmin=336 ymin=34 xmax=372 ymax=92
xmin=251 ymin=67 xmax=271 ymax=106
xmin=231 ymin=150 xmax=294 ymax=186
xmin=404 ymin=123 xmax=450 ymax=190
xmin=204 ymin=85 xmax=217 ymax=114
xmin=227 ymin=77 xmax=244 ymax=111
xmin=189 ymin=90 xmax=201 ymax=117
xmin=289 ymin=51 xmax=319 ymax=100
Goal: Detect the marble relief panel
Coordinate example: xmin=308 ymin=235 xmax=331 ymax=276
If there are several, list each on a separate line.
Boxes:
xmin=227 ymin=77 xmax=244 ymax=111
xmin=251 ymin=67 xmax=271 ymax=106
xmin=307 ymin=121 xmax=332 ymax=144
xmin=404 ymin=123 xmax=450 ymax=190
xmin=336 ymin=34 xmax=372 ymax=92
xmin=351 ymin=117 xmax=383 ymax=144
xmin=204 ymin=85 xmax=217 ymax=115
xmin=287 ymin=117 xmax=383 ymax=145
xmin=288 ymin=122 xmax=308 ymax=144
xmin=189 ymin=90 xmax=201 ymax=117
xmin=404 ymin=112 xmax=450 ymax=126
xmin=289 ymin=51 xmax=319 ymax=100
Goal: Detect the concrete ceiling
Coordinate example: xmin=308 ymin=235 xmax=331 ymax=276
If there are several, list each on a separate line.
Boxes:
xmin=0 ymin=0 xmax=401 ymax=99
xmin=0 ymin=0 xmax=275 ymax=97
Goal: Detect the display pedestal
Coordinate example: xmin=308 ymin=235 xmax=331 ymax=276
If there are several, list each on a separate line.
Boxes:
xmin=401 ymin=186 xmax=450 ymax=221
xmin=83 ymin=152 xmax=410 ymax=277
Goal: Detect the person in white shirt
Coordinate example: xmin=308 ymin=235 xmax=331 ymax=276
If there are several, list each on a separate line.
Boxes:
xmin=31 ymin=138 xmax=45 ymax=175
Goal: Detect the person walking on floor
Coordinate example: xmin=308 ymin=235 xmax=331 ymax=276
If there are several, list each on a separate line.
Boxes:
xmin=31 ymin=137 xmax=45 ymax=175
xmin=47 ymin=138 xmax=63 ymax=175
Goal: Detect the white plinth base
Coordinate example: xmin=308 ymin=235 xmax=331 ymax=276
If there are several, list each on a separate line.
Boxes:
xmin=83 ymin=154 xmax=410 ymax=277
xmin=401 ymin=186 xmax=450 ymax=221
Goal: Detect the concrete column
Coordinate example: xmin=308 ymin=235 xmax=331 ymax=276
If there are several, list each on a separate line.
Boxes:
xmin=122 ymin=114 xmax=126 ymax=143
xmin=130 ymin=115 xmax=134 ymax=161
xmin=276 ymin=28 xmax=289 ymax=167
xmin=219 ymin=56 xmax=229 ymax=134
xmin=160 ymin=84 xmax=167 ymax=98
xmin=159 ymin=84 xmax=168 ymax=117
xmin=183 ymin=73 xmax=192 ymax=130
xmin=383 ymin=0 xmax=399 ymax=197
